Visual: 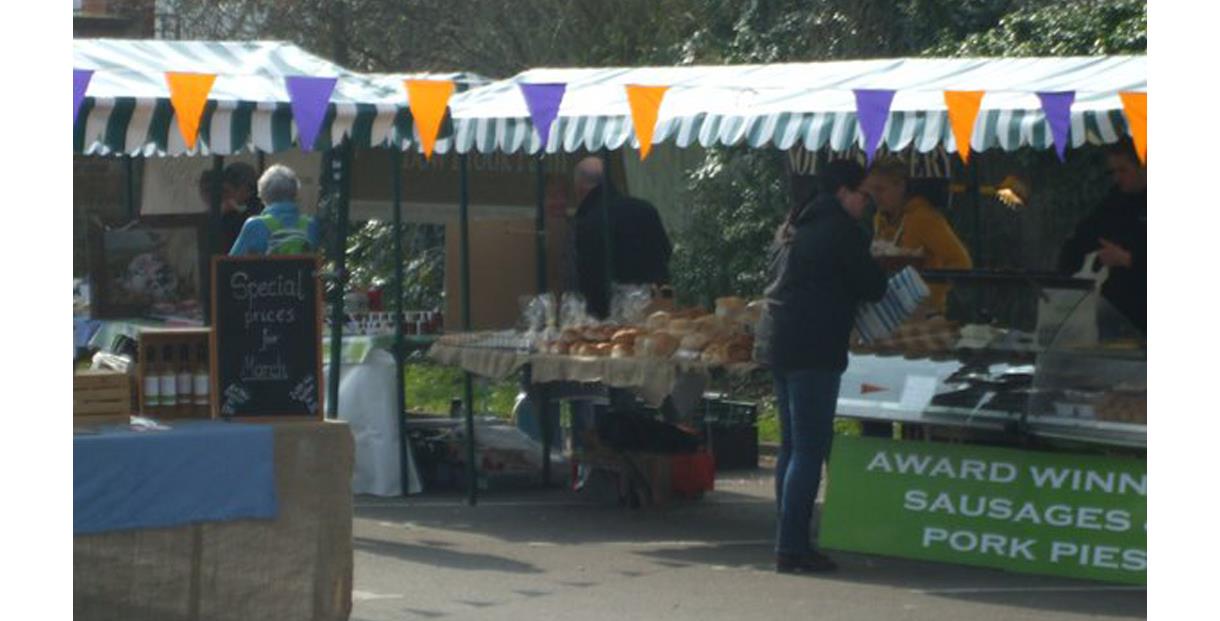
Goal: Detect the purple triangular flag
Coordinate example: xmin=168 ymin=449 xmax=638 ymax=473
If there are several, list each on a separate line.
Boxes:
xmin=519 ymin=83 xmax=566 ymax=150
xmin=285 ymin=76 xmax=338 ymax=152
xmin=853 ymin=89 xmax=896 ymax=165
xmin=1037 ymin=91 xmax=1075 ymax=162
xmin=74 ymin=69 xmax=93 ymax=124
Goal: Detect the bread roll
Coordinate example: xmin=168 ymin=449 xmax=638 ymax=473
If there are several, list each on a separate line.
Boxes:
xmin=560 ymin=328 xmax=582 ymax=344
xmin=611 ymin=343 xmax=632 ymax=358
xmin=642 ymin=332 xmax=680 ymax=358
xmin=611 ymin=328 xmax=643 ymax=346
xmin=592 ymin=342 xmax=614 ymax=357
xmin=645 ymin=311 xmax=671 ymax=331
xmin=715 ymin=296 xmax=747 ymax=319
xmin=667 ymin=318 xmax=694 ymax=335
xmin=680 ymin=332 xmax=712 ymax=352
xmin=701 ymin=343 xmax=729 ymax=364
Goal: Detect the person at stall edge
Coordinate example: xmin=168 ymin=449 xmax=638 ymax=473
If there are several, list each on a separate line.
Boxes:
xmin=229 ymin=164 xmax=320 ymax=255
xmin=571 ymin=156 xmax=672 ymax=319
xmin=199 ymin=162 xmax=265 ymax=253
xmin=862 ymin=156 xmax=973 ymax=315
xmin=1056 ymin=139 xmax=1147 ymax=334
xmin=758 ymin=159 xmax=887 ymax=574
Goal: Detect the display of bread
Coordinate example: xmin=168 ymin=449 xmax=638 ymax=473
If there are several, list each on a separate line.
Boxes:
xmin=536 ymin=299 xmax=762 ymax=366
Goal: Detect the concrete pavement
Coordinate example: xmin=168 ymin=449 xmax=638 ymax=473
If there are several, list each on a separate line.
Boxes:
xmin=350 ymin=467 xmax=1145 ymax=621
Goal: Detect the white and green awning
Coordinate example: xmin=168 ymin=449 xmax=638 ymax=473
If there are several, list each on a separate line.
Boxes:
xmin=445 ymin=57 xmax=1145 ymax=155
xmin=73 ymin=39 xmax=486 ymax=156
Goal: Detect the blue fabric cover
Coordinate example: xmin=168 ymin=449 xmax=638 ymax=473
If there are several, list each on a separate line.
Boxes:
xmin=74 ymin=421 xmax=277 ymax=534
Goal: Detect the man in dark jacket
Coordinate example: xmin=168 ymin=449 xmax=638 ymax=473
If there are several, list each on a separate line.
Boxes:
xmin=1057 ymin=141 xmax=1146 ymax=333
xmin=760 ymin=160 xmax=887 ymax=575
xmin=571 ymin=156 xmax=672 ymax=318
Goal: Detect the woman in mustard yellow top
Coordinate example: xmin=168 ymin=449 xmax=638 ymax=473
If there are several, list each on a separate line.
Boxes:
xmin=862 ymin=159 xmax=973 ymax=314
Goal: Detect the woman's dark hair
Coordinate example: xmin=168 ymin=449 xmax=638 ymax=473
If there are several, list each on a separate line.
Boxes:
xmin=818 ymin=159 xmax=867 ymax=195
xmin=223 ymin=162 xmax=259 ymax=192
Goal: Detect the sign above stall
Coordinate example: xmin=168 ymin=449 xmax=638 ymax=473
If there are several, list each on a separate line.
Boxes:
xmin=211 ymin=255 xmax=323 ymax=420
xmin=820 ymin=436 xmax=1146 ymax=585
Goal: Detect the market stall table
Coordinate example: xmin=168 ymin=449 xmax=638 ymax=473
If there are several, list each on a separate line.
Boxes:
xmin=74 ymin=420 xmax=354 ymax=621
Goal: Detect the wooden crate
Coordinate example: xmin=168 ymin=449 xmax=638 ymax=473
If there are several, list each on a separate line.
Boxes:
xmin=136 ymin=328 xmax=213 ymax=419
xmin=74 ymin=370 xmax=132 ymax=426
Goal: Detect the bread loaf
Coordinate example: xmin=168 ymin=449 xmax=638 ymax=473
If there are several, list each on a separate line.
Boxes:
xmin=715 ymin=296 xmax=747 ymax=319
xmin=645 ymin=311 xmax=671 ymax=331
xmin=680 ymin=332 xmax=712 ymax=352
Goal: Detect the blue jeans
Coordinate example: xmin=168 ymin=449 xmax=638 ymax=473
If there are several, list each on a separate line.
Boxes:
xmin=773 ymin=367 xmax=842 ymax=556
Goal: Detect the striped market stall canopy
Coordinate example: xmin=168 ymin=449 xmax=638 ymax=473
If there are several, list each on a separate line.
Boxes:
xmin=446 ymin=56 xmax=1145 ymax=156
xmin=73 ymin=39 xmax=487 ymax=156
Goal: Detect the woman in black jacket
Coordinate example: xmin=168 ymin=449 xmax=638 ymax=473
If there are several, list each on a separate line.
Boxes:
xmin=760 ymin=159 xmax=887 ymax=573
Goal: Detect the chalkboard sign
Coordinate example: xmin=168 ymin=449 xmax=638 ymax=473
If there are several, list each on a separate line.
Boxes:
xmin=211 ymin=255 xmax=323 ymax=420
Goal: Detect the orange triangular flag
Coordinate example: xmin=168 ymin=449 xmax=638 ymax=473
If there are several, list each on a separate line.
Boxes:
xmin=1119 ymin=92 xmax=1147 ymax=165
xmin=404 ymin=80 xmax=455 ymax=160
xmin=624 ymin=85 xmax=669 ymax=161
xmin=943 ymin=91 xmax=985 ymax=165
xmin=165 ymin=72 xmax=216 ymax=150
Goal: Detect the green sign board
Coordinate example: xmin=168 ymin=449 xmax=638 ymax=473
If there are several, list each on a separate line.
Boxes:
xmin=820 ymin=437 xmax=1146 ymax=585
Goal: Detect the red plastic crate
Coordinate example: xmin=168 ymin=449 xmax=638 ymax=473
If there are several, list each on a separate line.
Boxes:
xmin=670 ymin=450 xmax=715 ymax=496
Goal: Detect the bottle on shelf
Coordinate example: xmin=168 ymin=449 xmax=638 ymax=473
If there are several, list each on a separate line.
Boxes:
xmin=193 ymin=343 xmax=211 ymax=418
xmin=176 ymin=343 xmax=193 ymax=417
xmin=142 ymin=346 xmax=160 ymax=415
xmin=159 ymin=344 xmax=178 ymax=416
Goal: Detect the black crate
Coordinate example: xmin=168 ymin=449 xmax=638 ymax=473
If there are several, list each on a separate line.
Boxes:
xmin=697 ymin=395 xmax=759 ymax=470
xmin=699 ymin=396 xmax=759 ymax=428
xmin=707 ymin=425 xmax=759 ymax=470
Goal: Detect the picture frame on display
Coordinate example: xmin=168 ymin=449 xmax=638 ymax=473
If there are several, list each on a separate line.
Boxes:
xmin=88 ymin=214 xmax=209 ymax=321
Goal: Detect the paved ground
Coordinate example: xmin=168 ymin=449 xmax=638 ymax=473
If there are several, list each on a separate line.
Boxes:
xmin=350 ymin=466 xmax=1146 ymax=621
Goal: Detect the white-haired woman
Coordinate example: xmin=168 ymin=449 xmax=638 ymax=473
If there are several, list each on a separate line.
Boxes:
xmin=229 ymin=164 xmax=320 ymax=256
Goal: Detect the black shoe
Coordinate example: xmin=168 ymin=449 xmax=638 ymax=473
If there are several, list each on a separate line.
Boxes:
xmin=776 ymin=550 xmax=838 ymax=574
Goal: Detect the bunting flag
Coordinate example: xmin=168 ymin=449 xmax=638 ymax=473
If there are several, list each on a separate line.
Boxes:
xmin=165 ymin=71 xmax=217 ymax=150
xmin=404 ymin=79 xmax=455 ymax=159
xmin=285 ymin=76 xmax=337 ymax=152
xmin=1119 ymin=91 xmax=1147 ymax=165
xmin=943 ymin=90 xmax=985 ymax=165
xmin=519 ymin=83 xmax=567 ymax=151
xmin=624 ymin=85 xmax=669 ymax=161
xmin=1037 ymin=91 xmax=1075 ymax=162
xmin=853 ymin=89 xmax=896 ymax=165
xmin=74 ymin=69 xmax=93 ymax=124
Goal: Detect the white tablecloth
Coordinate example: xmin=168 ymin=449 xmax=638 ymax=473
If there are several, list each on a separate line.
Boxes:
xmin=324 ymin=349 xmax=422 ymax=496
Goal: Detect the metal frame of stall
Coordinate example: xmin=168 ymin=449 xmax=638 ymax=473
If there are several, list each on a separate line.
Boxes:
xmin=73 ymin=40 xmax=491 ymax=502
xmin=436 ymin=57 xmax=1148 ymax=502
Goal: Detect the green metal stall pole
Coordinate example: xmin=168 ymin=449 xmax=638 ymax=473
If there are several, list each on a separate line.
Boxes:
xmin=203 ymin=155 xmax=224 ymax=325
xmin=459 ymin=153 xmax=479 ymax=506
xmin=391 ymin=146 xmax=411 ymax=497
xmin=534 ymin=153 xmax=552 ymax=486
xmin=326 ymin=141 xmax=352 ymax=420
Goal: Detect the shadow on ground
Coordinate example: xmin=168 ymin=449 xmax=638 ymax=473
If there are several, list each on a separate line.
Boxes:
xmin=353 ymin=536 xmax=543 ymax=574
xmin=355 ymin=465 xmax=1145 ymax=619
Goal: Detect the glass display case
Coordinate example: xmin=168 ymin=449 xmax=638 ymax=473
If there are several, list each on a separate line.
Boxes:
xmin=1025 ymin=296 xmax=1146 ymax=448
xmin=836 ymin=270 xmax=1146 ymax=450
